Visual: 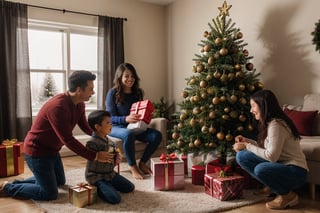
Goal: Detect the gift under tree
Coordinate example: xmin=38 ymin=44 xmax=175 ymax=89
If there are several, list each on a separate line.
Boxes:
xmin=167 ymin=1 xmax=263 ymax=164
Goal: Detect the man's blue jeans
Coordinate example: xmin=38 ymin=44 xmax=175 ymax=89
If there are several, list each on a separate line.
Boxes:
xmin=236 ymin=150 xmax=307 ymax=195
xmin=95 ymin=173 xmax=135 ymax=204
xmin=3 ymin=154 xmax=65 ymax=200
xmin=109 ymin=126 xmax=162 ymax=166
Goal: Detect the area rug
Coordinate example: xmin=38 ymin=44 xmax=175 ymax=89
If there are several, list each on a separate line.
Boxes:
xmin=33 ymin=165 xmax=266 ymax=213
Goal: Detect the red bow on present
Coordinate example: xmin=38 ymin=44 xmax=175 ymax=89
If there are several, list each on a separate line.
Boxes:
xmin=218 ymin=166 xmax=232 ymax=177
xmin=159 ymin=153 xmax=177 ymax=162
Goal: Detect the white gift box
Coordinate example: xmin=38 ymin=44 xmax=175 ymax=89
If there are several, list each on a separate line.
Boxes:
xmin=127 ymin=121 xmax=148 ymax=134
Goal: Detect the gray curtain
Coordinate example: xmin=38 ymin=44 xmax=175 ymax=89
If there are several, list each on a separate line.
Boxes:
xmin=0 ymin=0 xmax=31 ymax=141
xmin=97 ymin=16 xmax=125 ymax=110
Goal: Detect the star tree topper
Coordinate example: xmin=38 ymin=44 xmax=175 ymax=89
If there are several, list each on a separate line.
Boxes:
xmin=218 ymin=0 xmax=232 ymax=17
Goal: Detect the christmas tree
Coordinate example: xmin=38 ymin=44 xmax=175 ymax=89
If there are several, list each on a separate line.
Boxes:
xmin=40 ymin=73 xmax=57 ymax=100
xmin=167 ymin=1 xmax=263 ymax=163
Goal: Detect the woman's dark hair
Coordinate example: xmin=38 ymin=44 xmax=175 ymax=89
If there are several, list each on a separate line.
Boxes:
xmin=68 ymin=70 xmax=96 ymax=92
xmin=112 ymin=63 xmax=144 ymax=104
xmin=88 ymin=110 xmax=111 ymax=130
xmin=250 ymin=90 xmax=301 ymax=143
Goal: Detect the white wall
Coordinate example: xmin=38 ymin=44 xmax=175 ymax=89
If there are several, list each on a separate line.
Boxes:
xmin=167 ymin=0 xmax=320 ymax=106
xmin=10 ymin=0 xmax=320 ymax=108
xmin=13 ymin=0 xmax=168 ymax=103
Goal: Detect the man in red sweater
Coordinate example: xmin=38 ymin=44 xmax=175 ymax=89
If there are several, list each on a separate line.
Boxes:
xmin=0 ymin=70 xmax=111 ymax=200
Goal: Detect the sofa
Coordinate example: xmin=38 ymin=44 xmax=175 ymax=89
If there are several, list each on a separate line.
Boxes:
xmin=61 ymin=118 xmax=167 ymax=162
xmin=283 ymin=94 xmax=320 ymax=200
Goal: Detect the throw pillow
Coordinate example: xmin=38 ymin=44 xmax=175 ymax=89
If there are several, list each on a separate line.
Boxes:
xmin=283 ymin=108 xmax=318 ymax=136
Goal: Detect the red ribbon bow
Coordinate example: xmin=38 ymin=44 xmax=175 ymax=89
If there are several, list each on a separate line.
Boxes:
xmin=159 ymin=153 xmax=177 ymax=162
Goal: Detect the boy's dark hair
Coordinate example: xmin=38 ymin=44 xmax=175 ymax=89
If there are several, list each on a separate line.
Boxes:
xmin=88 ymin=110 xmax=111 ymax=131
xmin=68 ymin=70 xmax=96 ymax=92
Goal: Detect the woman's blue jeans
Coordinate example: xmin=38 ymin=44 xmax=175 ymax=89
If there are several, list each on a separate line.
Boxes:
xmin=3 ymin=154 xmax=65 ymax=200
xmin=95 ymin=173 xmax=135 ymax=204
xmin=109 ymin=126 xmax=162 ymax=166
xmin=236 ymin=150 xmax=307 ymax=195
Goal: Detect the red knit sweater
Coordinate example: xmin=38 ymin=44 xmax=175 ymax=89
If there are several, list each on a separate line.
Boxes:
xmin=24 ymin=93 xmax=95 ymax=160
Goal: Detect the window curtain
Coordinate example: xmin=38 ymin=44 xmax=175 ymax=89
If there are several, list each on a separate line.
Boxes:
xmin=0 ymin=0 xmax=31 ymax=141
xmin=97 ymin=16 xmax=125 ymax=109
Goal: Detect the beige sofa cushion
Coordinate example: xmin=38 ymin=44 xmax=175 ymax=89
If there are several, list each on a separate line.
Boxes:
xmin=300 ymin=136 xmax=320 ymax=161
xmin=302 ymin=94 xmax=320 ymax=135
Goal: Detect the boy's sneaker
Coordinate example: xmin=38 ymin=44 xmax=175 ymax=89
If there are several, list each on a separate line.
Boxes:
xmin=266 ymin=191 xmax=299 ymax=209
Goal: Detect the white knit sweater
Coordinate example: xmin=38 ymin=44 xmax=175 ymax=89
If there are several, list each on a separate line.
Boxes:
xmin=246 ymin=119 xmax=309 ymax=171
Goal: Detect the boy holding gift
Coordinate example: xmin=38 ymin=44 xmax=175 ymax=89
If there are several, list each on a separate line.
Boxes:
xmin=85 ymin=110 xmax=134 ymax=204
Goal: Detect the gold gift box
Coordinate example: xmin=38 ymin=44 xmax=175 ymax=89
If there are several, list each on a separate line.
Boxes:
xmin=69 ymin=184 xmax=97 ymax=208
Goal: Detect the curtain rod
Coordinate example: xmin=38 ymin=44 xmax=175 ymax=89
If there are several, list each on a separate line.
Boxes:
xmin=27 ymin=4 xmax=127 ymax=21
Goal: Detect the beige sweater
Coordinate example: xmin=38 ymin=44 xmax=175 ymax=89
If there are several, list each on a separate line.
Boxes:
xmin=246 ymin=119 xmax=309 ymax=171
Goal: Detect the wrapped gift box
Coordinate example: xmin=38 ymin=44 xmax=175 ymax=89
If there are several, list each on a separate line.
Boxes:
xmin=69 ymin=184 xmax=97 ymax=208
xmin=204 ymin=173 xmax=244 ymax=201
xmin=130 ymin=100 xmax=154 ymax=124
xmin=0 ymin=140 xmax=24 ymax=177
xmin=151 ymin=155 xmax=184 ymax=191
xmin=192 ymin=165 xmax=205 ymax=185
xmin=127 ymin=120 xmax=148 ymax=134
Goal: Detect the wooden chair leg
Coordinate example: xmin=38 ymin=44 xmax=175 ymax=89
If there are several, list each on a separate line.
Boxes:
xmin=309 ymin=183 xmax=316 ymax=200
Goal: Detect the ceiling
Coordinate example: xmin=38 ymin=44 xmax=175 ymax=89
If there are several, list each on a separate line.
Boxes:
xmin=139 ymin=0 xmax=177 ymax=5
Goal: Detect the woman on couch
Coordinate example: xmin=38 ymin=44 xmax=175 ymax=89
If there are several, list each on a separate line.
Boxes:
xmin=233 ymin=90 xmax=308 ymax=210
xmin=105 ymin=63 xmax=162 ymax=180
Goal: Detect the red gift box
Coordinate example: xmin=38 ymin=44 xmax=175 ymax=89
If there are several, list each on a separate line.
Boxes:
xmin=130 ymin=100 xmax=154 ymax=124
xmin=204 ymin=173 xmax=244 ymax=201
xmin=192 ymin=165 xmax=205 ymax=185
xmin=0 ymin=140 xmax=24 ymax=177
xmin=151 ymin=154 xmax=184 ymax=191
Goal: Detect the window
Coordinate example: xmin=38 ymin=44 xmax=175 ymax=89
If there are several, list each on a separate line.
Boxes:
xmin=28 ymin=20 xmax=98 ymax=115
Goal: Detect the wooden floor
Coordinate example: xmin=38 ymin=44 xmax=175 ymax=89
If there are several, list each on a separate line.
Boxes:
xmin=1 ymin=155 xmax=320 ymax=213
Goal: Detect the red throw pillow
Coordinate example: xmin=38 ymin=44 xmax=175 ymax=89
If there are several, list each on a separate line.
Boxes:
xmin=284 ymin=108 xmax=318 ymax=136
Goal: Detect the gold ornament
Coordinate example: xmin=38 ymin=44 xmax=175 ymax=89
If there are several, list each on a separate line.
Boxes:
xmin=207 ymin=87 xmax=215 ymax=95
xmin=225 ymin=133 xmax=234 ymax=141
xmin=201 ymin=126 xmax=209 ymax=134
xmin=238 ymin=84 xmax=245 ymax=91
xmin=217 ymin=131 xmax=225 ymax=140
xmin=209 ymin=111 xmax=216 ymax=119
xmin=181 ymin=91 xmax=188 ymax=98
xmin=208 ymin=56 xmax=214 ymax=65
xmin=190 ymin=118 xmax=197 ymax=127
xmin=200 ymin=80 xmax=207 ymax=88
xmin=203 ymin=31 xmax=209 ymax=38
xmin=194 ymin=139 xmax=201 ymax=147
xmin=172 ymin=132 xmax=180 ymax=140
xmin=220 ymin=95 xmax=227 ymax=102
xmin=215 ymin=37 xmax=223 ymax=45
xmin=204 ymin=44 xmax=211 ymax=52
xmin=177 ymin=139 xmax=184 ymax=148
xmin=212 ymin=97 xmax=220 ymax=105
xmin=236 ymin=32 xmax=243 ymax=39
xmin=193 ymin=107 xmax=201 ymax=115
xmin=219 ymin=47 xmax=228 ymax=56
xmin=239 ymin=114 xmax=247 ymax=122
xmin=234 ymin=64 xmax=241 ymax=70
xmin=218 ymin=0 xmax=232 ymax=17
xmin=209 ymin=125 xmax=216 ymax=134
xmin=246 ymin=63 xmax=254 ymax=71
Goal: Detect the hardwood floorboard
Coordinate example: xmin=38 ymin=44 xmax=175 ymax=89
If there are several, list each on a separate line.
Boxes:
xmin=1 ymin=156 xmax=320 ymax=213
